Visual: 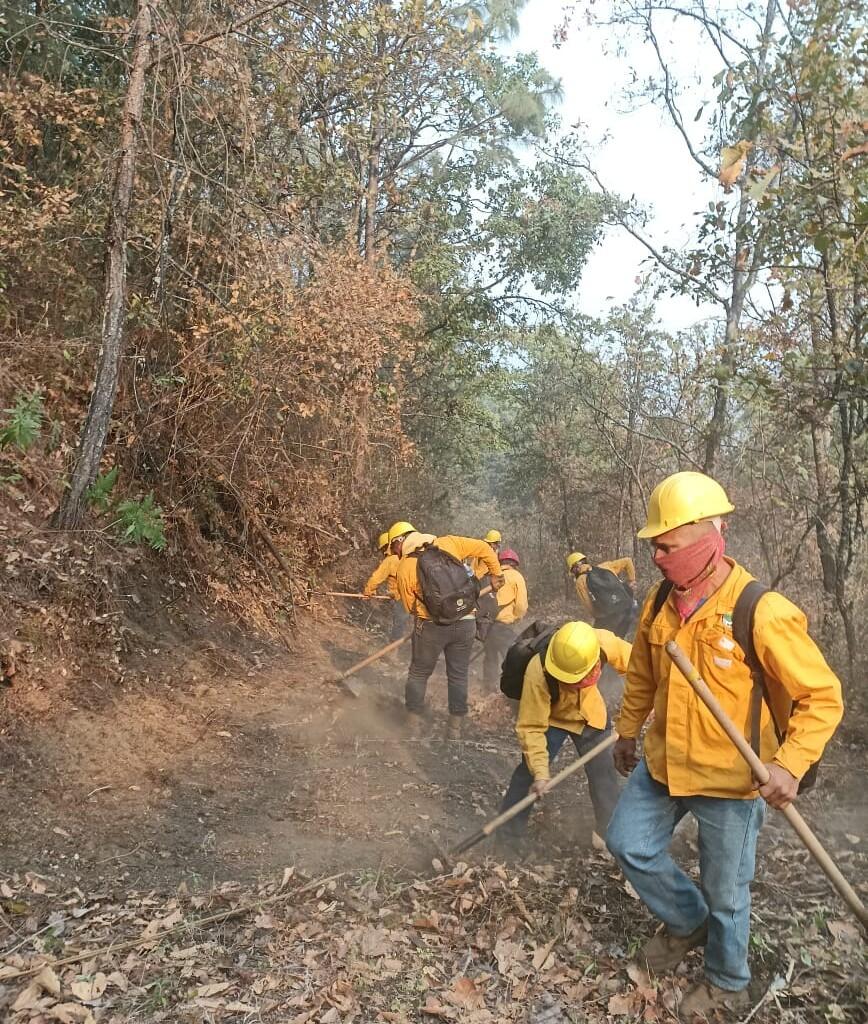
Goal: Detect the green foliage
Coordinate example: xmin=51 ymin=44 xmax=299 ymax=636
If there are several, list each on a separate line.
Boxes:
xmin=0 ymin=391 xmax=44 ymax=452
xmin=86 ymin=466 xmax=119 ymax=512
xmin=114 ymin=494 xmax=167 ymax=552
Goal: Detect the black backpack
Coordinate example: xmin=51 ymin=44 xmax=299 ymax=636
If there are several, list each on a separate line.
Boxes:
xmin=500 ymin=621 xmax=560 ymax=703
xmin=412 ymin=543 xmax=480 ymax=625
xmin=651 ymin=579 xmax=819 ymax=792
xmin=586 ymin=566 xmax=633 ymax=616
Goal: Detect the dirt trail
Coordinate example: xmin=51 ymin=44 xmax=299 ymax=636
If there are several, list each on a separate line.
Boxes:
xmin=0 ymin=613 xmax=611 ymax=891
xmin=2 ymin=607 xmax=864 ymax=896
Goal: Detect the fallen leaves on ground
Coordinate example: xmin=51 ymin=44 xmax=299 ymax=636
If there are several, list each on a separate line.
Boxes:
xmin=0 ymin=840 xmax=865 ymax=1022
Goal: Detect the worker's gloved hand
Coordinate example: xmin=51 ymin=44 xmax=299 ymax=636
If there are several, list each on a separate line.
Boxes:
xmin=756 ymin=763 xmax=798 ymax=809
xmin=530 ymin=779 xmax=550 ymax=797
xmin=490 ymin=574 xmax=506 ymax=592
xmin=613 ymin=736 xmax=639 ymax=777
xmin=361 ymin=593 xmax=372 ymax=600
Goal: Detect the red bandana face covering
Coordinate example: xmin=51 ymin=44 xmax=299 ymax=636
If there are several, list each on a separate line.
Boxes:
xmin=558 ymin=661 xmax=603 ymax=692
xmin=655 ymin=530 xmax=726 ymax=620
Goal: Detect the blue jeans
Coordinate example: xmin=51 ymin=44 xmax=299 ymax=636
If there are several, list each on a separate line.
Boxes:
xmin=500 ymin=725 xmax=621 ymax=837
xmin=606 ymin=760 xmax=765 ymax=991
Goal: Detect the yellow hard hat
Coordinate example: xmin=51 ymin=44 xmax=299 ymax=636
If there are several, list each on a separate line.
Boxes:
xmin=544 ymin=622 xmax=601 ymax=684
xmin=484 ymin=529 xmax=502 ymax=544
xmin=377 ymin=532 xmax=389 ymax=551
xmin=638 ymin=471 xmax=734 ymax=539
xmin=566 ymin=552 xmax=587 ymax=570
xmin=387 ymin=520 xmax=416 ymax=543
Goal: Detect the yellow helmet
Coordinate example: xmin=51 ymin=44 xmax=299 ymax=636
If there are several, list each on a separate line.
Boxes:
xmin=377 ymin=532 xmax=389 ymax=551
xmin=638 ymin=471 xmax=734 ymax=539
xmin=566 ymin=552 xmax=587 ymax=570
xmin=484 ymin=529 xmax=502 ymax=544
xmin=544 ymin=622 xmax=601 ymax=684
xmin=387 ymin=520 xmax=416 ymax=544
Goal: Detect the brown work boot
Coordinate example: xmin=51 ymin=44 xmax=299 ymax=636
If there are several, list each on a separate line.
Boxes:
xmin=591 ymin=831 xmax=613 ymax=860
xmin=678 ymin=980 xmax=750 ymax=1019
xmin=642 ymin=920 xmax=708 ymax=973
xmin=446 ymin=715 xmax=464 ymax=742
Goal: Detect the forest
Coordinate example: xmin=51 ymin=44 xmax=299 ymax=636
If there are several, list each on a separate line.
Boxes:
xmin=0 ymin=2 xmax=866 ymax=1023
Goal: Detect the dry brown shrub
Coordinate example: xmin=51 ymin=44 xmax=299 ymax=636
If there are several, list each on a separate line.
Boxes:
xmin=119 ymin=238 xmax=420 ymax=582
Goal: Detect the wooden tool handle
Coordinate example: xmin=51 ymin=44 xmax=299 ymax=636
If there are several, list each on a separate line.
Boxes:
xmin=335 ymin=636 xmax=410 ymax=681
xmin=666 ymin=640 xmax=868 ymax=931
xmin=322 ymin=591 xmax=392 ymax=600
xmin=453 ymin=732 xmax=617 ymax=854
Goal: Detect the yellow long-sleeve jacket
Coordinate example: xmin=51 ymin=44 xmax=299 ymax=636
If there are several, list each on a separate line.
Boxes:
xmin=469 ymin=543 xmax=499 ymax=580
xmin=495 ymin=566 xmax=528 ymax=624
xmin=517 ymin=629 xmax=631 ymax=780
xmin=397 ymin=535 xmax=502 ymax=620
xmin=363 ymin=553 xmax=400 ymax=600
xmin=617 ymin=560 xmax=844 ymax=799
xmin=575 ymin=557 xmax=636 ymax=618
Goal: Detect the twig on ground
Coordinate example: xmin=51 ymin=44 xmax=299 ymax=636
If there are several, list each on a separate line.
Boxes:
xmin=737 ymin=958 xmax=795 ymax=1024
xmin=1 ymin=871 xmax=345 ymax=980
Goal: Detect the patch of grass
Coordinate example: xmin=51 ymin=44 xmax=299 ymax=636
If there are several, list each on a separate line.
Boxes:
xmin=0 ymin=390 xmax=44 ymax=452
xmin=114 ymin=493 xmax=167 ymax=551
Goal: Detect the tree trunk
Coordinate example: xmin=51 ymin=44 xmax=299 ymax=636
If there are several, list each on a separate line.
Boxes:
xmin=702 ymin=0 xmax=777 ymax=474
xmin=53 ymin=0 xmax=154 ymax=529
xmin=151 ymin=93 xmax=189 ymax=313
xmin=363 ymin=9 xmax=388 ymax=263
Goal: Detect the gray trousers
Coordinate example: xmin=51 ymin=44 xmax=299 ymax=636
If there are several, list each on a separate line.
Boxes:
xmin=483 ymin=621 xmax=515 ymax=688
xmin=501 ymin=723 xmax=620 ymax=837
xmin=406 ymin=618 xmax=475 ymax=716
xmin=391 ymin=600 xmax=410 ymax=640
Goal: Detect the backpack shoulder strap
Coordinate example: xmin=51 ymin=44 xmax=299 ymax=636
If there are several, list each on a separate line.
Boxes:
xmin=733 ymin=580 xmax=784 ymax=750
xmin=651 ymin=580 xmax=674 ymax=619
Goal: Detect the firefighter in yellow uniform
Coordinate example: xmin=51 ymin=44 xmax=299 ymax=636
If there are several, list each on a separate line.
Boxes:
xmin=482 ymin=548 xmax=528 ymax=689
xmin=393 ymin=526 xmax=503 ymax=739
xmin=499 ymin=621 xmax=628 ymax=846
xmin=363 ymin=532 xmax=409 ymax=639
xmin=606 ymin=472 xmax=843 ymax=1017
xmin=469 ymin=528 xmax=502 ymax=579
xmin=567 ymin=551 xmax=636 ymax=637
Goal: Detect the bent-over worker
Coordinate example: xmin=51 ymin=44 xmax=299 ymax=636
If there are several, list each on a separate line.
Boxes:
xmin=500 ymin=621 xmax=627 ymax=847
xmin=567 ymin=551 xmax=636 ymax=638
xmin=363 ymin=531 xmax=410 ymax=640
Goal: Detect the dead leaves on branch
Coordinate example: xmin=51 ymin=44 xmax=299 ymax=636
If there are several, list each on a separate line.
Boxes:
xmin=718 ymin=140 xmax=753 ymax=191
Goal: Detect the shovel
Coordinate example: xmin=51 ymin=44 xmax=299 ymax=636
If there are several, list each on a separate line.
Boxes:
xmin=335 ymin=585 xmax=495 ymax=698
xmin=319 ymin=591 xmax=392 ymax=600
xmin=666 ymin=639 xmax=867 ymax=931
xmin=334 ymin=636 xmax=411 ymax=697
xmin=452 ymin=732 xmax=617 ymax=854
